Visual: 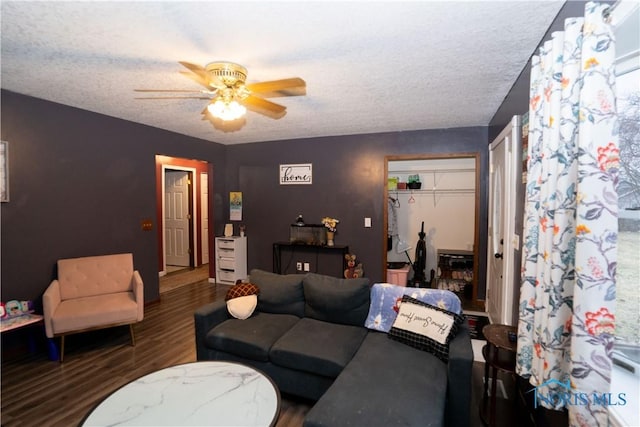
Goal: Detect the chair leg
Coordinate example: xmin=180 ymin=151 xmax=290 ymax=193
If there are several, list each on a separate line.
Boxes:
xmin=60 ymin=335 xmax=65 ymax=363
xmin=129 ymin=324 xmax=136 ymax=347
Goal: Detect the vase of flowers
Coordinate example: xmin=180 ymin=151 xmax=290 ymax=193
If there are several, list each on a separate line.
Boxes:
xmin=322 ymin=217 xmax=339 ymax=246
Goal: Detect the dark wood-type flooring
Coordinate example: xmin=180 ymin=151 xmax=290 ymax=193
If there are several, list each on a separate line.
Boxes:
xmin=2 ymin=277 xmax=524 ymax=427
xmin=159 ymin=264 xmax=210 ymax=294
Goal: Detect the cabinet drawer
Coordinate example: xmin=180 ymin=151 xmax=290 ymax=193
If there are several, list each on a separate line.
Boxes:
xmin=218 ymin=257 xmax=235 ymax=270
xmin=217 ymin=239 xmax=236 ymax=250
xmin=217 ymin=248 xmax=235 ymax=258
xmin=217 ymin=269 xmax=235 ymax=283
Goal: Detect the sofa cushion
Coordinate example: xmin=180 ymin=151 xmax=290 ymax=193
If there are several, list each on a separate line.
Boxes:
xmin=205 ymin=312 xmax=300 ymax=362
xmin=365 ymin=282 xmax=462 ymax=333
xmin=51 ymin=292 xmax=138 ymax=334
xmin=225 ymin=282 xmax=260 ymax=319
xmin=302 ymin=273 xmax=370 ymax=326
xmin=388 ymin=295 xmax=465 ymax=362
xmin=304 ymin=331 xmax=447 ymax=427
xmin=270 ymin=318 xmax=367 ymax=378
xmin=250 ymin=269 xmax=306 ymax=317
xmin=226 ymin=295 xmax=258 ymax=320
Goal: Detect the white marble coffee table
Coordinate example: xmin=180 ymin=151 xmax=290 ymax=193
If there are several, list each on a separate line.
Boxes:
xmin=81 ymin=361 xmax=280 ymax=426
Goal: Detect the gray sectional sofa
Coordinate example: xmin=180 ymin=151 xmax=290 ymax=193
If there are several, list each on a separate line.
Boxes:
xmin=194 ymin=269 xmax=473 ymax=427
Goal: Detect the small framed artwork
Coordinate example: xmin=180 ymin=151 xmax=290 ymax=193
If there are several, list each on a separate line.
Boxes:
xmin=230 ymin=191 xmax=242 ymax=221
xmin=279 ymin=163 xmax=312 ymax=185
xmin=0 ymin=141 xmax=8 ymax=202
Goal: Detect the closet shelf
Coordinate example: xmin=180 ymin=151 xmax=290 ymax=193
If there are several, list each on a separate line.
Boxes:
xmin=388 ymin=168 xmax=475 ymax=175
xmin=391 ymin=188 xmax=475 ymax=195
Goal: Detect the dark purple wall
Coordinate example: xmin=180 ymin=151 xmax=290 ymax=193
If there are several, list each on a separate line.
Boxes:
xmin=0 ymin=5 xmax=588 ymax=356
xmin=224 ymin=128 xmax=489 ymax=288
xmin=1 ymin=89 xmax=489 ymax=309
xmin=0 ymin=90 xmax=226 ymax=305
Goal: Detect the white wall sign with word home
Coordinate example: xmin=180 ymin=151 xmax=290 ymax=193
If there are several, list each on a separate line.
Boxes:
xmin=279 ymin=164 xmax=312 ymax=185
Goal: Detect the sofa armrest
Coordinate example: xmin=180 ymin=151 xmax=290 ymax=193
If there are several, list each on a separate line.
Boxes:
xmin=132 ymin=270 xmax=144 ymax=321
xmin=42 ymin=280 xmax=62 ymax=338
xmin=446 ymin=319 xmax=473 ymax=427
xmin=194 ymin=300 xmax=231 ymax=360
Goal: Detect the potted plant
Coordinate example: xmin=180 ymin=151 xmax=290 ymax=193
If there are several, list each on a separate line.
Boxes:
xmin=321 ymin=217 xmax=339 ymax=246
xmin=407 ymin=174 xmax=422 ymax=189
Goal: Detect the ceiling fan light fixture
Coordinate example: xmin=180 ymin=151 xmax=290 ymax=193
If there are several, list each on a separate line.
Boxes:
xmin=137 ymin=60 xmax=305 ymax=125
xmin=205 ymin=62 xmax=247 ymax=88
xmin=207 ymin=99 xmax=247 ymax=121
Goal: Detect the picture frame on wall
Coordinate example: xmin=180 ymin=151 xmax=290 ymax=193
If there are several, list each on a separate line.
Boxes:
xmin=230 ymin=191 xmax=242 ymax=221
xmin=279 ymin=163 xmax=312 ymax=185
xmin=0 ymin=141 xmax=8 ymax=202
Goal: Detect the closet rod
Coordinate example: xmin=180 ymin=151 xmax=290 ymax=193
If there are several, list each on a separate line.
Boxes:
xmin=395 ymin=188 xmax=475 ymax=195
xmin=387 ymin=167 xmax=475 ymax=175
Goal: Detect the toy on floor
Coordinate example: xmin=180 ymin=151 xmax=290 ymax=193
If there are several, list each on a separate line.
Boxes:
xmin=344 ymin=254 xmax=364 ymax=279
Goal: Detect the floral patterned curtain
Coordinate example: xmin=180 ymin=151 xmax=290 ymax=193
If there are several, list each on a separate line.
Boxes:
xmin=516 ymin=2 xmax=618 ymax=426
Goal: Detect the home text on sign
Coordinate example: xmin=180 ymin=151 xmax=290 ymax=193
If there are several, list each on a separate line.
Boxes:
xmin=279 ymin=164 xmax=312 ymax=185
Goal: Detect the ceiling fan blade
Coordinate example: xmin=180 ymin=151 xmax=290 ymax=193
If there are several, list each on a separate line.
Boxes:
xmin=246 ymin=78 xmax=306 ymax=98
xmin=179 ymin=61 xmax=208 ymax=75
xmin=179 ymin=70 xmax=213 ymax=90
xmin=242 ymin=95 xmax=287 ymax=119
xmin=135 ymin=96 xmax=212 ymax=100
xmin=179 ymin=61 xmax=214 ymax=89
xmin=134 ymin=89 xmax=208 ymax=93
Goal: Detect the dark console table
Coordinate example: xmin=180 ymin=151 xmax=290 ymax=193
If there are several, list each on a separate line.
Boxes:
xmin=273 ymin=242 xmax=350 ymax=277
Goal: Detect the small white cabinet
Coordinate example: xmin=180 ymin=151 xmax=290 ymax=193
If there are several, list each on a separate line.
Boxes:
xmin=215 ymin=236 xmax=247 ymax=285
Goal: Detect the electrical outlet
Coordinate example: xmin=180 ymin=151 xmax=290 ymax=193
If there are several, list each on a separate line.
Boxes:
xmin=296 ymin=261 xmax=302 ymax=271
xmin=304 ymin=262 xmax=310 ymax=272
xmin=364 ymin=217 xmax=372 ymax=228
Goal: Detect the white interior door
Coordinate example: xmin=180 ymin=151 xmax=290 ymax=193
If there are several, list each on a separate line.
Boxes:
xmin=487 ymin=138 xmax=506 ymax=323
xmin=200 ymin=173 xmax=209 ymax=265
xmin=487 ymin=116 xmax=521 ymax=326
xmin=165 ymin=170 xmax=191 ymax=267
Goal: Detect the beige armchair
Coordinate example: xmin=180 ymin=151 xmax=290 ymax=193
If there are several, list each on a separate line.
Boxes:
xmin=43 ymin=253 xmax=144 ymax=361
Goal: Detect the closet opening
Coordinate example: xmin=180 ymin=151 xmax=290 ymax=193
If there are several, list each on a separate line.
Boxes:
xmin=383 ymin=153 xmax=482 ymax=311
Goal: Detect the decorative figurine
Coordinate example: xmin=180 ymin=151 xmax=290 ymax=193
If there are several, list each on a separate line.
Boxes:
xmin=344 ymin=254 xmax=364 ymax=279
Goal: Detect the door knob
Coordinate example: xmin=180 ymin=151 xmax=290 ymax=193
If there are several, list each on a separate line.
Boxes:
xmin=494 ymin=252 xmax=503 ymax=259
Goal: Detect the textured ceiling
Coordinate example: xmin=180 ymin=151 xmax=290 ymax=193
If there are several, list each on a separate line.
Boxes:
xmin=1 ymin=1 xmax=565 ymax=145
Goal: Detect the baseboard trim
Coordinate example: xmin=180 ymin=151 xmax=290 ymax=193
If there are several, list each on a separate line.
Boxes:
xmin=472 ymin=338 xmax=485 ymax=363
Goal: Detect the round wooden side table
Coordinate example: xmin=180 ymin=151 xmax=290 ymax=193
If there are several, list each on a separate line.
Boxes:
xmin=480 ymin=324 xmax=517 ymax=426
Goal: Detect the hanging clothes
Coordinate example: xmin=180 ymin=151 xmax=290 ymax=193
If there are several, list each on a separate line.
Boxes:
xmin=388 ymin=196 xmax=399 ymax=251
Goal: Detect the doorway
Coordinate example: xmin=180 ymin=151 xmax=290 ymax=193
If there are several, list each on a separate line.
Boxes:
xmin=486 ymin=117 xmax=522 ymax=326
xmin=155 ymin=155 xmax=213 ymax=279
xmin=164 ymin=169 xmax=193 ymax=271
xmin=384 ymin=153 xmax=481 ymax=310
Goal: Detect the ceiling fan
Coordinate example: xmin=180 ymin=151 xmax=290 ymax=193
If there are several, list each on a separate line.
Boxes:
xmin=135 ymin=61 xmax=306 ymax=122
